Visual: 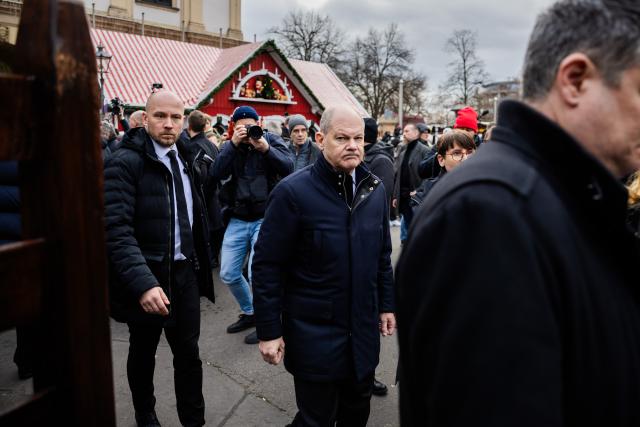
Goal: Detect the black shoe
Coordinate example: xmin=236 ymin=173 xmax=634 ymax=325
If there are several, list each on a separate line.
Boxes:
xmin=135 ymin=410 xmax=161 ymax=427
xmin=226 ymin=314 xmax=255 ymax=333
xmin=372 ymin=378 xmax=388 ymax=396
xmin=244 ymin=330 xmax=259 ymax=344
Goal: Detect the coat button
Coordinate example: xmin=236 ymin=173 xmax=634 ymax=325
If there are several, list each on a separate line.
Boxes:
xmin=373 ymin=180 xmax=379 ymax=184
xmin=361 ymin=195 xmax=365 ymax=199
xmin=369 ymin=187 xmax=373 ymax=191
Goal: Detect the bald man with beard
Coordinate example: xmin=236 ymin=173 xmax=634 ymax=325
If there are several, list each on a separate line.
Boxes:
xmin=104 ymin=91 xmax=214 ymax=427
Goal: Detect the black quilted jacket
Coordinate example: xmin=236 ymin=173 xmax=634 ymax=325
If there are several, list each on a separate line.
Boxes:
xmin=104 ymin=127 xmax=214 ymax=324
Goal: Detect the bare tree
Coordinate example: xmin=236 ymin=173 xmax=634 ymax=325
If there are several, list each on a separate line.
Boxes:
xmin=340 ymin=23 xmax=427 ymax=119
xmin=267 ymin=10 xmax=345 ymax=69
xmin=442 ymin=29 xmax=489 ymax=105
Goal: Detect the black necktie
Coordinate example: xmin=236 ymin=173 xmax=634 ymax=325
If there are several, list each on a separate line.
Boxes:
xmin=167 ymin=150 xmax=194 ymax=258
xmin=345 ymin=173 xmax=354 ymax=206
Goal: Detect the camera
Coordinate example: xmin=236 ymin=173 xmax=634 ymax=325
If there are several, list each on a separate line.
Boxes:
xmin=245 ymin=125 xmax=263 ymax=140
xmin=107 ymin=97 xmax=124 ymax=115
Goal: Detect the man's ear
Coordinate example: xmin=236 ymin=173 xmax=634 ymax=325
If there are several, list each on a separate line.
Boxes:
xmin=315 ymin=131 xmax=325 ymax=151
xmin=555 ymin=53 xmax=597 ymax=107
xmin=437 ymin=154 xmax=445 ymax=168
xmin=141 ymin=111 xmax=148 ymax=127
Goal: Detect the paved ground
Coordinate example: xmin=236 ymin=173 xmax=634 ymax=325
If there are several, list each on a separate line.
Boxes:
xmin=0 ymin=228 xmax=402 ymax=426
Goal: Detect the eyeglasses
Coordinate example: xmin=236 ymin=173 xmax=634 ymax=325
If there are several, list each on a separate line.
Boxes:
xmin=446 ymin=150 xmax=474 ymax=161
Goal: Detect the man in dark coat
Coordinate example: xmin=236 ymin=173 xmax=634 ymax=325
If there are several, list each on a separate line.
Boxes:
xmin=396 ymin=1 xmax=640 ymax=425
xmin=287 ymin=114 xmax=321 ymax=171
xmin=363 ymin=117 xmax=394 ymax=214
xmin=252 ymin=105 xmax=396 ymax=427
xmin=105 ymin=91 xmax=214 ymax=427
xmin=179 ymin=110 xmax=223 ymax=267
xmin=210 ymin=105 xmax=294 ymax=345
xmin=392 ymin=123 xmax=430 ymax=241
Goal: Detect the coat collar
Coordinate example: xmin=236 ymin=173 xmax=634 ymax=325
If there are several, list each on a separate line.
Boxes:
xmin=313 ymin=154 xmax=381 ymax=209
xmin=493 ymin=100 xmax=631 ymax=239
xmin=121 ymin=127 xmax=190 ymax=165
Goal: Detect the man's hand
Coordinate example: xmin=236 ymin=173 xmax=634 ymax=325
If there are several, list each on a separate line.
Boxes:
xmin=249 ymin=137 xmax=270 ymax=153
xmin=139 ymin=286 xmax=170 ymax=316
xmin=259 ymin=337 xmax=285 ymax=365
xmin=392 ymin=198 xmax=398 ymax=209
xmin=231 ymin=124 xmax=247 ymax=147
xmin=379 ymin=312 xmax=396 ymax=336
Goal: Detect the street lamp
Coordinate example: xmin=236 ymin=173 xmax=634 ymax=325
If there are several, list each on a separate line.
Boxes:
xmin=95 ymin=43 xmax=112 ymax=118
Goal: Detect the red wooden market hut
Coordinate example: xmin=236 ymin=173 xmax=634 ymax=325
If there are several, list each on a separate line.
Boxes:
xmin=90 ymin=29 xmax=367 ymax=128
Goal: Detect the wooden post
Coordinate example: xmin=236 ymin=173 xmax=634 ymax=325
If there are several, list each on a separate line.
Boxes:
xmin=3 ymin=0 xmax=117 ymax=424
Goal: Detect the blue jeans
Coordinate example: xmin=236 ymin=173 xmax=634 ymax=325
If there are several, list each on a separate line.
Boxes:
xmin=219 ymin=218 xmax=263 ymax=315
xmin=399 ymin=199 xmax=413 ymax=243
xmin=400 ymin=215 xmax=408 ymax=243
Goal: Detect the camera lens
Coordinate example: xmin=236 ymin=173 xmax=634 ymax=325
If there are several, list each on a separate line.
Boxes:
xmin=246 ymin=125 xmax=263 ymax=140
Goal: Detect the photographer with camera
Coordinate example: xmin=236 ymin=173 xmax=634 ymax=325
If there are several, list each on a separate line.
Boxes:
xmin=210 ymin=106 xmax=294 ymax=345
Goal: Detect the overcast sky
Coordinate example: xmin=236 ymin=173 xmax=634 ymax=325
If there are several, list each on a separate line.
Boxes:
xmin=243 ymin=0 xmax=557 ymax=91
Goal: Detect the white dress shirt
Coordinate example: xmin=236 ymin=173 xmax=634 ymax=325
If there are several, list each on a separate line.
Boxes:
xmin=152 ymin=140 xmax=194 ymax=261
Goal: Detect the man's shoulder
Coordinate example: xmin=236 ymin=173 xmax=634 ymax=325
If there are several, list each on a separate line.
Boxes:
xmin=367 ymin=151 xmax=394 ymax=167
xmin=265 ymin=131 xmax=287 ymax=147
xmin=105 ymin=143 xmax=144 ymax=167
xmin=414 ymin=141 xmax=431 ymax=155
xmin=429 ymin=142 xmax=539 ymax=203
xmin=276 ymin=165 xmax=314 ymax=190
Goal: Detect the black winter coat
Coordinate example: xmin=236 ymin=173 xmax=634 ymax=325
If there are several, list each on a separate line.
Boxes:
xmin=252 ymin=154 xmax=395 ymax=382
xmin=364 ymin=141 xmax=394 ymax=210
xmin=417 ymin=145 xmax=442 ymax=180
xmin=211 ymin=132 xmax=294 ymax=221
xmin=396 ymin=100 xmax=640 ymax=426
xmin=179 ymin=131 xmax=223 ymax=231
xmin=393 ymin=139 xmax=430 ymax=202
xmin=104 ymin=127 xmax=214 ymax=325
xmin=409 ymin=173 xmax=441 ymax=211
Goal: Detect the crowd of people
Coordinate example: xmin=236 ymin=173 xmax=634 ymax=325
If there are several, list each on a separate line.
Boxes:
xmin=2 ymin=0 xmax=640 ymax=426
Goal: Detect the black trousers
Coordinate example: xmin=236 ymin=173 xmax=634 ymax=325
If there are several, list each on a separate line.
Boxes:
xmin=291 ymin=372 xmax=374 ymax=427
xmin=126 ymin=260 xmax=204 ymax=427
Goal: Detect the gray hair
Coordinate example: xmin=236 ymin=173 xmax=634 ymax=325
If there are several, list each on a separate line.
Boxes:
xmin=522 ymin=0 xmax=640 ymax=101
xmin=264 ymin=120 xmax=282 ymax=136
xmin=319 ymin=106 xmax=363 ymax=135
xmin=319 ymin=108 xmax=336 ymax=135
xmin=101 ymin=120 xmax=117 ymax=141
